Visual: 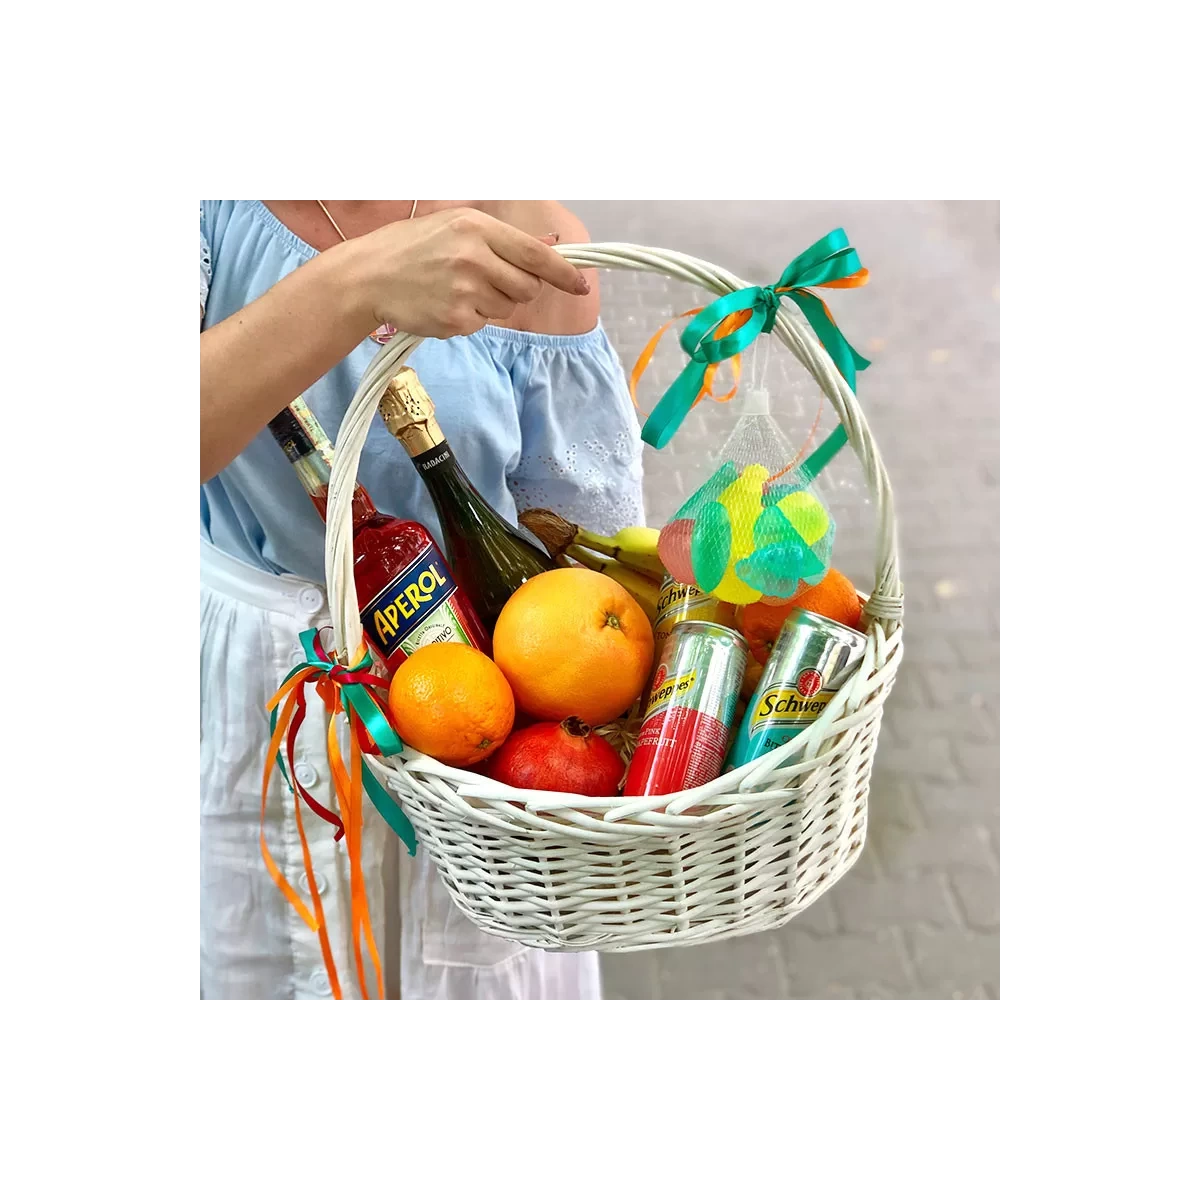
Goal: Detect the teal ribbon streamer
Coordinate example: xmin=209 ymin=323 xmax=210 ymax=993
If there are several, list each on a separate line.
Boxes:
xmin=275 ymin=629 xmax=417 ymax=856
xmin=641 ymin=228 xmax=871 ymax=451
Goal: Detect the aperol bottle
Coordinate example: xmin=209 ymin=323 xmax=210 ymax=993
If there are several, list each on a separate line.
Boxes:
xmin=378 ymin=367 xmax=553 ymax=632
xmin=267 ymin=399 xmax=489 ymax=671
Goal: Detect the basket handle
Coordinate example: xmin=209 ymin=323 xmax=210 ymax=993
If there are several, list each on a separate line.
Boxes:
xmin=324 ymin=242 xmax=903 ymax=661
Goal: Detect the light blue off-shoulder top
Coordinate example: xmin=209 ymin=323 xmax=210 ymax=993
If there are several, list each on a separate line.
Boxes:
xmin=201 ymin=201 xmax=645 ymax=582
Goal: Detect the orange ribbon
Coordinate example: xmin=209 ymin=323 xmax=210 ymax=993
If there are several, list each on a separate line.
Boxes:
xmin=629 ymin=308 xmax=746 ymax=414
xmin=630 ymin=305 xmax=827 ymax=484
xmin=262 ymin=669 xmax=343 ymax=999
xmin=630 ymin=264 xmax=872 ymax=474
xmin=326 ymin=692 xmax=385 ymax=1002
xmin=262 ymin=638 xmax=395 ymax=1000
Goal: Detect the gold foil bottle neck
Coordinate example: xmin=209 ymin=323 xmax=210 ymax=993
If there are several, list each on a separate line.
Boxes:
xmin=379 ymin=367 xmax=446 ymax=457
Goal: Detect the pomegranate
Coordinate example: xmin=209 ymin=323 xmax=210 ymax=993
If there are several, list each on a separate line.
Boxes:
xmin=486 ymin=717 xmax=625 ymax=796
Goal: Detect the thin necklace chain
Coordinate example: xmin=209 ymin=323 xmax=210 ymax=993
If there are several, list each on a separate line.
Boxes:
xmin=315 ymin=199 xmax=419 ymax=242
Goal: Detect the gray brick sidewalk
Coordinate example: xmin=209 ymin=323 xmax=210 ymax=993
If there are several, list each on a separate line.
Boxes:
xmin=569 ymin=200 xmax=1000 ymax=1000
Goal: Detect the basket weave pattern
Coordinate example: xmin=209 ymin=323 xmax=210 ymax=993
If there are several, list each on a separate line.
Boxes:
xmin=324 ymin=244 xmax=904 ymax=952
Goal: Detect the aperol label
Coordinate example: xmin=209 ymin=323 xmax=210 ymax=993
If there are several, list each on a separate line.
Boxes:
xmin=362 ymin=544 xmax=470 ymax=661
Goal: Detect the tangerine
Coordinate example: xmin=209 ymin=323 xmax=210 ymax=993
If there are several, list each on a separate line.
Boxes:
xmin=492 ymin=568 xmax=654 ymax=725
xmin=387 ymin=642 xmax=514 ymax=768
xmin=738 ymin=568 xmax=864 ymax=664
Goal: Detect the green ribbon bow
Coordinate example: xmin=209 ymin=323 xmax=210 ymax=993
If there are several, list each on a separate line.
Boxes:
xmin=271 ymin=628 xmax=417 ymax=856
xmin=641 ymin=228 xmax=871 ymax=451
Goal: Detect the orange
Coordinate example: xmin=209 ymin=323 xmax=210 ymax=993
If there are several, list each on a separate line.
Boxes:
xmin=492 ymin=568 xmax=654 ymax=726
xmin=387 ymin=643 xmax=514 ymax=768
xmin=738 ymin=569 xmax=864 ymax=664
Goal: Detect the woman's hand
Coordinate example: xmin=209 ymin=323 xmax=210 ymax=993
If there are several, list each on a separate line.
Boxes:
xmin=343 ymin=207 xmax=591 ymax=339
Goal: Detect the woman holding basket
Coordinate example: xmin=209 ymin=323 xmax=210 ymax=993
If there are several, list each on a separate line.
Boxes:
xmin=200 ymin=201 xmax=645 ymax=1000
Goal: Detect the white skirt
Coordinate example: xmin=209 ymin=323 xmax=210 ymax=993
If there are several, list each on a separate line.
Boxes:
xmin=199 ymin=537 xmax=602 ymax=1001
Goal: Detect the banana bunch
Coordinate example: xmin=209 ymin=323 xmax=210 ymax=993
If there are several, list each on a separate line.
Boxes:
xmin=518 ymin=508 xmax=664 ymax=623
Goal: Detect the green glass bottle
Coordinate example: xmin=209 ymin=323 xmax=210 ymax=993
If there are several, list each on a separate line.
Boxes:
xmin=378 ymin=367 xmax=553 ymax=632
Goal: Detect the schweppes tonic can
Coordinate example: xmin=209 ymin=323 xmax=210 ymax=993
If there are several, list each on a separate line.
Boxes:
xmin=652 ymin=578 xmax=736 ymax=654
xmin=727 ymin=610 xmax=867 ymax=768
xmin=625 ymin=621 xmax=748 ymax=797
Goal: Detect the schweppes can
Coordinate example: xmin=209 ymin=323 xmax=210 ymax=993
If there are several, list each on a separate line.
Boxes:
xmin=643 ymin=577 xmax=735 ymax=708
xmin=726 ymin=610 xmax=867 ymax=768
xmin=625 ymin=621 xmax=748 ymax=797
xmin=651 ymin=577 xmax=736 ymax=653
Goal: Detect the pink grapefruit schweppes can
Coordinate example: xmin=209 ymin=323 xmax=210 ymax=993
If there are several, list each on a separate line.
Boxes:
xmin=624 ymin=621 xmax=749 ymax=797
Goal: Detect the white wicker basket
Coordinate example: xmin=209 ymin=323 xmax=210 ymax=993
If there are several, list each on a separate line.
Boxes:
xmin=324 ymin=243 xmax=904 ymax=952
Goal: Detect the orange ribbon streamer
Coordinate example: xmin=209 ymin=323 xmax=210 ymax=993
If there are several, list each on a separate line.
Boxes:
xmin=815 ymin=266 xmax=869 ymax=289
xmin=262 ymin=641 xmax=391 ymax=1000
xmin=629 ymin=308 xmax=746 ymax=414
xmin=765 ymin=399 xmax=826 ymax=484
xmin=630 ymin=304 xmax=826 ymax=485
xmin=262 ymin=670 xmax=343 ymax=999
xmin=326 ymin=694 xmax=385 ymax=1002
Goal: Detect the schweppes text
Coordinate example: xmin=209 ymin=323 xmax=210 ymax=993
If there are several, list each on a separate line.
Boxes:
xmin=749 ymin=686 xmax=838 ymax=733
xmin=646 ymin=669 xmax=697 ymax=713
xmin=655 ymin=579 xmax=694 ymax=619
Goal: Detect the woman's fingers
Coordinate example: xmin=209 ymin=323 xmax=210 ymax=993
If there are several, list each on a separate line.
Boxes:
xmin=485 ymin=256 xmax=544 ymax=306
xmin=472 ymin=281 xmax=518 ymax=322
xmin=483 ymin=221 xmax=589 ymax=296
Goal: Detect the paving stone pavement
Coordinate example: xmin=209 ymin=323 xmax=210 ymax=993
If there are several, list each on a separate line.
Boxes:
xmin=568 ymin=201 xmax=1000 ymax=1001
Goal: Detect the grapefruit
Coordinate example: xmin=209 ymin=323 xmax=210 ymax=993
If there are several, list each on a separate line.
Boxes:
xmin=492 ymin=568 xmax=654 ymax=725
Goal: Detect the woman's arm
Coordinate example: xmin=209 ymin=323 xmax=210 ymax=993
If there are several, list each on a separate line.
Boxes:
xmin=200 ymin=207 xmax=590 ymax=482
xmin=201 ymin=239 xmax=377 ymax=483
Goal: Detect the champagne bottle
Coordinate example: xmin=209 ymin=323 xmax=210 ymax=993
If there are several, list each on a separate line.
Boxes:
xmin=378 ymin=368 xmax=553 ymax=631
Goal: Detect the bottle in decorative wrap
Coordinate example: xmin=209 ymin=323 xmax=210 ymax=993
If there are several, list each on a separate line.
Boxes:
xmin=267 ymin=398 xmax=489 ymax=671
xmin=378 ymin=367 xmax=553 ymax=632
